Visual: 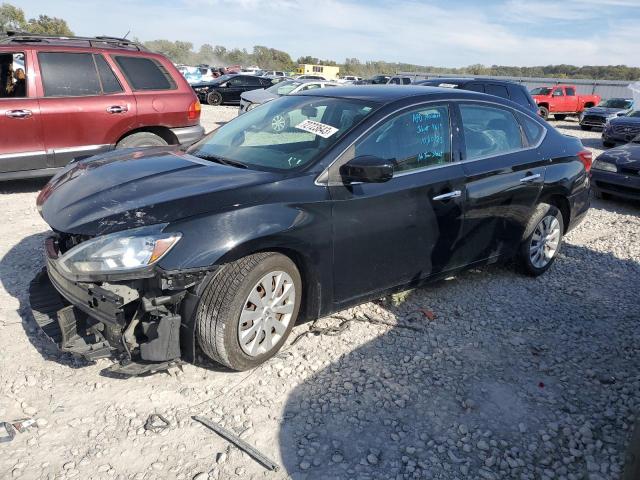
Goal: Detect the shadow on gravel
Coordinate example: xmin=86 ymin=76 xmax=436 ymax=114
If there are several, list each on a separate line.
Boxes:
xmin=0 ymin=178 xmax=48 ymax=195
xmin=278 ymin=242 xmax=640 ymax=479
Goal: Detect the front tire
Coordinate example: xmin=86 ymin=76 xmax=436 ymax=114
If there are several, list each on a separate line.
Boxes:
xmin=539 ymin=106 xmax=549 ymax=120
xmin=116 ymin=132 xmax=168 ymax=148
xmin=196 ymin=252 xmax=302 ymax=371
xmin=518 ymin=203 xmax=564 ymax=277
xmin=207 ymin=91 xmax=223 ymax=106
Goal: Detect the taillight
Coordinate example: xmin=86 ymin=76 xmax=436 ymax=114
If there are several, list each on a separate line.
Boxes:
xmin=188 ymin=100 xmax=201 ymax=121
xmin=578 ymin=150 xmax=593 ymax=172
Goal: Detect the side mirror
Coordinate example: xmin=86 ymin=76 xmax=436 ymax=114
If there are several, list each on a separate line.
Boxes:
xmin=340 ymin=155 xmax=394 ymax=184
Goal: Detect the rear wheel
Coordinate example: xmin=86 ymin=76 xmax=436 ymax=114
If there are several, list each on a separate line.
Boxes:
xmin=539 ymin=106 xmax=549 ymax=120
xmin=580 ymin=125 xmax=592 ymax=131
xmin=554 ymin=114 xmax=567 ymax=121
xmin=518 ymin=203 xmax=564 ymax=277
xmin=207 ymin=91 xmax=223 ymax=106
xmin=196 ymin=252 xmax=301 ymax=371
xmin=116 ymin=132 xmax=168 ymax=148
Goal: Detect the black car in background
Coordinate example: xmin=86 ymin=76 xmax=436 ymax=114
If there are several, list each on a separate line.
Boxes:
xmin=591 ymin=136 xmax=640 ymax=200
xmin=415 ymin=78 xmax=538 ymax=113
xmin=192 ymin=74 xmax=274 ymax=105
xmin=580 ymin=98 xmax=634 ymax=130
xmin=602 ymin=110 xmax=640 ymax=147
xmin=32 ymin=86 xmax=591 ymax=374
xmin=354 ymin=75 xmax=391 ymax=85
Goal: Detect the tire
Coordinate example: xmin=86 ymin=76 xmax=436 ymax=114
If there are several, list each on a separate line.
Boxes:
xmin=580 ymin=125 xmax=592 ymax=131
xmin=554 ymin=114 xmax=567 ymax=121
xmin=116 ymin=132 xmax=168 ymax=149
xmin=603 ymin=140 xmax=615 ymax=148
xmin=271 ymin=113 xmax=290 ymax=133
xmin=207 ymin=91 xmax=223 ymax=106
xmin=538 ymin=106 xmax=549 ymax=120
xmin=518 ymin=203 xmax=564 ymax=277
xmin=196 ymin=252 xmax=302 ymax=371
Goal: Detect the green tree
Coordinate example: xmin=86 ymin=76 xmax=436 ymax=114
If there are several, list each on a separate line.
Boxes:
xmin=0 ymin=2 xmax=26 ymax=33
xmin=25 ymin=14 xmax=73 ymax=35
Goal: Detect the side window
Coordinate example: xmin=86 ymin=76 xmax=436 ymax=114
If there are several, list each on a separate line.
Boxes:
xmin=466 ymin=83 xmax=485 ymax=93
xmin=245 ymin=76 xmax=263 ymax=86
xmin=228 ymin=76 xmax=245 ymax=86
xmin=94 ymin=55 xmax=123 ymax=94
xmin=402 ymin=78 xmax=411 ymax=85
xmin=459 ymin=104 xmax=523 ymax=160
xmin=301 ymin=83 xmax=321 ymax=91
xmin=552 ymin=88 xmax=564 ymax=97
xmin=354 ymin=105 xmax=451 ymax=173
xmin=509 ymin=86 xmax=530 ymax=107
xmin=518 ymin=114 xmax=546 ymax=146
xmin=114 ymin=56 xmax=176 ymax=91
xmin=39 ymin=52 xmax=102 ymax=97
xmin=485 ymin=84 xmax=509 ymax=99
xmin=0 ymin=52 xmax=27 ymax=98
xmin=566 ymin=87 xmax=576 ymax=96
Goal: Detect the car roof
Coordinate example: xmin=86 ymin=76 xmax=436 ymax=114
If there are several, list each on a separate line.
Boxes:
xmin=418 ymin=78 xmax=519 ymax=86
xmin=297 ymin=85 xmax=512 ymax=104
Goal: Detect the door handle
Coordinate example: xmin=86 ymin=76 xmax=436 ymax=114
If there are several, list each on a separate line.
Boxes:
xmin=432 ymin=190 xmax=462 ymax=201
xmin=6 ymin=109 xmax=32 ymax=119
xmin=519 ymin=173 xmax=541 ymax=183
xmin=106 ymin=105 xmax=128 ymax=114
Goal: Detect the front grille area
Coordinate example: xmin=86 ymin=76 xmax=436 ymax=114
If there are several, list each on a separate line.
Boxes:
xmin=612 ymin=124 xmax=640 ymax=135
xmin=595 ymin=180 xmax=640 ymax=197
xmin=582 ymin=115 xmax=605 ymax=125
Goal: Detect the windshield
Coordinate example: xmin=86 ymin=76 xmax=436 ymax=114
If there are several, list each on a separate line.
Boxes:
xmin=598 ymin=99 xmax=633 ymax=109
xmin=266 ymin=80 xmax=304 ymax=95
xmin=530 ymin=87 xmax=551 ymax=95
xmin=188 ymin=96 xmax=379 ymax=171
xmin=370 ymin=76 xmax=389 ymax=84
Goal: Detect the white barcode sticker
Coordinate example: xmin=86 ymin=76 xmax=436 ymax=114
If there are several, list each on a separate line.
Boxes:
xmin=295 ymin=119 xmax=339 ymax=138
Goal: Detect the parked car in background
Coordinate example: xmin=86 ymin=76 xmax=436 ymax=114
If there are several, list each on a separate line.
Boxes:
xmin=530 ymin=85 xmax=600 ymax=120
xmin=262 ymin=70 xmax=285 ymax=77
xmin=239 ymin=66 xmax=261 ymax=75
xmin=338 ymin=75 xmax=361 ymax=84
xmin=416 ymin=78 xmax=538 ymax=113
xmin=32 ymin=86 xmax=591 ymax=373
xmin=579 ymin=98 xmax=634 ymax=130
xmin=0 ymin=32 xmax=203 ymax=181
xmin=192 ymin=74 xmax=274 ymax=105
xmin=238 ymin=80 xmax=340 ymax=131
xmin=591 ymin=135 xmax=640 ymax=200
xmin=296 ymin=74 xmax=327 ymax=81
xmin=602 ymin=110 xmax=640 ymax=147
xmin=388 ymin=76 xmax=412 ymax=85
xmin=354 ymin=75 xmax=391 ymax=85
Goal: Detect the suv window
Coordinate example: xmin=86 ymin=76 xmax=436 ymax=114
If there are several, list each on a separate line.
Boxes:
xmin=354 ymin=105 xmax=451 ymax=172
xmin=509 ymin=86 xmax=531 ymax=108
xmin=401 ymin=78 xmax=411 ymax=85
xmin=552 ymin=88 xmax=564 ymax=97
xmin=566 ymin=87 xmax=576 ymax=96
xmin=114 ymin=56 xmax=176 ymax=91
xmin=94 ymin=55 xmax=123 ymax=94
xmin=466 ymin=83 xmax=485 ymax=93
xmin=460 ymin=104 xmax=523 ymax=159
xmin=0 ymin=52 xmax=27 ymax=98
xmin=39 ymin=52 xmax=102 ymax=97
xmin=485 ymin=84 xmax=509 ymax=99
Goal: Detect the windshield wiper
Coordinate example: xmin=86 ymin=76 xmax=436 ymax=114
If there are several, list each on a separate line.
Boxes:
xmin=194 ymin=153 xmax=248 ymax=169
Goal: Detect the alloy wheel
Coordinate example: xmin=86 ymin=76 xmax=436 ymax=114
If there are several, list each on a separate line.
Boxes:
xmin=529 ymin=215 xmax=561 ymax=268
xmin=238 ymin=271 xmax=296 ymax=357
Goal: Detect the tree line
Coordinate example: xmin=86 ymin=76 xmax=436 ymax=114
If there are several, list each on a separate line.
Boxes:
xmin=2 ymin=2 xmax=638 ymax=81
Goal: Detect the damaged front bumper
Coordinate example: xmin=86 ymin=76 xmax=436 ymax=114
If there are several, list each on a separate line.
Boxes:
xmin=29 ymin=236 xmax=211 ymax=376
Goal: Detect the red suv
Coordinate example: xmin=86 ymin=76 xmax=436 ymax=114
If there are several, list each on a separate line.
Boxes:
xmin=0 ymin=32 xmax=204 ymax=180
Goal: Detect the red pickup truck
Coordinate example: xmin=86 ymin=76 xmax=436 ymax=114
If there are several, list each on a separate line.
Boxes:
xmin=530 ymin=85 xmax=600 ymax=121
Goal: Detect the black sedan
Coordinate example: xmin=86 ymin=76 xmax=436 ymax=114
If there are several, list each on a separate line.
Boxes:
xmin=602 ymin=110 xmax=640 ymax=147
xmin=192 ymin=74 xmax=274 ymax=105
xmin=32 ymin=86 xmax=591 ymax=374
xmin=592 ymin=137 xmax=640 ymax=201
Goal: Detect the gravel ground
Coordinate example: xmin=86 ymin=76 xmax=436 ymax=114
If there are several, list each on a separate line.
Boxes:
xmin=0 ymin=110 xmax=638 ymax=480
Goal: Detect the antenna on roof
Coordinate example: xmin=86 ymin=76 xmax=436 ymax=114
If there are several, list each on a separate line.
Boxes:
xmin=122 ymin=30 xmax=130 ymax=39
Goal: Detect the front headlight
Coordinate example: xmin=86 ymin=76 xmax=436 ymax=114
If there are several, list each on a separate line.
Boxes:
xmin=58 ymin=224 xmax=181 ymax=277
xmin=592 ymin=160 xmax=617 ymax=172
xmin=245 ymin=102 xmax=258 ymax=111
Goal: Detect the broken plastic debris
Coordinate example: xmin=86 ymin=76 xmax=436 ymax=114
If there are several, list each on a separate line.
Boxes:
xmin=144 ymin=414 xmax=170 ymax=433
xmin=0 ymin=418 xmax=37 ymax=443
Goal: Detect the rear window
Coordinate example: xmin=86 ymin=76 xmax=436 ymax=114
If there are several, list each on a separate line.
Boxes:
xmin=485 ymin=84 xmax=509 ymax=99
xmin=114 ymin=56 xmax=176 ymax=91
xmin=38 ymin=52 xmax=102 ymax=97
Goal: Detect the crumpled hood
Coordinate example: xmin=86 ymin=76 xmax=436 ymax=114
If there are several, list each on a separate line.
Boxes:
xmin=609 ymin=116 xmax=640 ymax=126
xmin=241 ymin=88 xmax=278 ymax=105
xmin=597 ymin=143 xmax=640 ymax=167
xmin=37 ymin=147 xmax=279 ymax=235
xmin=584 ymin=107 xmax=626 ymax=116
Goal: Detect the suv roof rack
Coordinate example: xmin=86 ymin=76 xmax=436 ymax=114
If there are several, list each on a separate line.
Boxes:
xmin=0 ymin=31 xmax=149 ymax=52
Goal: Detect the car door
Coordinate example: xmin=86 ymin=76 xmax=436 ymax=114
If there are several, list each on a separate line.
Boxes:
xmin=551 ymin=87 xmax=566 ymax=112
xmin=455 ymin=102 xmax=547 ymax=264
xmin=328 ymin=102 xmax=466 ymax=306
xmin=0 ymin=49 xmax=47 ymax=173
xmin=35 ymin=51 xmax=137 ymax=166
xmin=564 ymin=87 xmax=579 ymax=112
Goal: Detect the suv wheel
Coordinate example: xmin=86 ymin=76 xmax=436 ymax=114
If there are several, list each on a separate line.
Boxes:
xmin=196 ymin=252 xmax=301 ymax=371
xmin=207 ymin=92 xmax=223 ymax=106
xmin=116 ymin=132 xmax=168 ymax=148
xmin=539 ymin=106 xmax=549 ymax=120
xmin=518 ymin=203 xmax=564 ymax=276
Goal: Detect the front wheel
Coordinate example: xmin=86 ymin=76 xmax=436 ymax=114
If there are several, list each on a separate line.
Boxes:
xmin=196 ymin=252 xmax=302 ymax=371
xmin=538 ymin=106 xmax=549 ymax=120
xmin=207 ymin=91 xmax=223 ymax=106
xmin=518 ymin=203 xmax=564 ymax=277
